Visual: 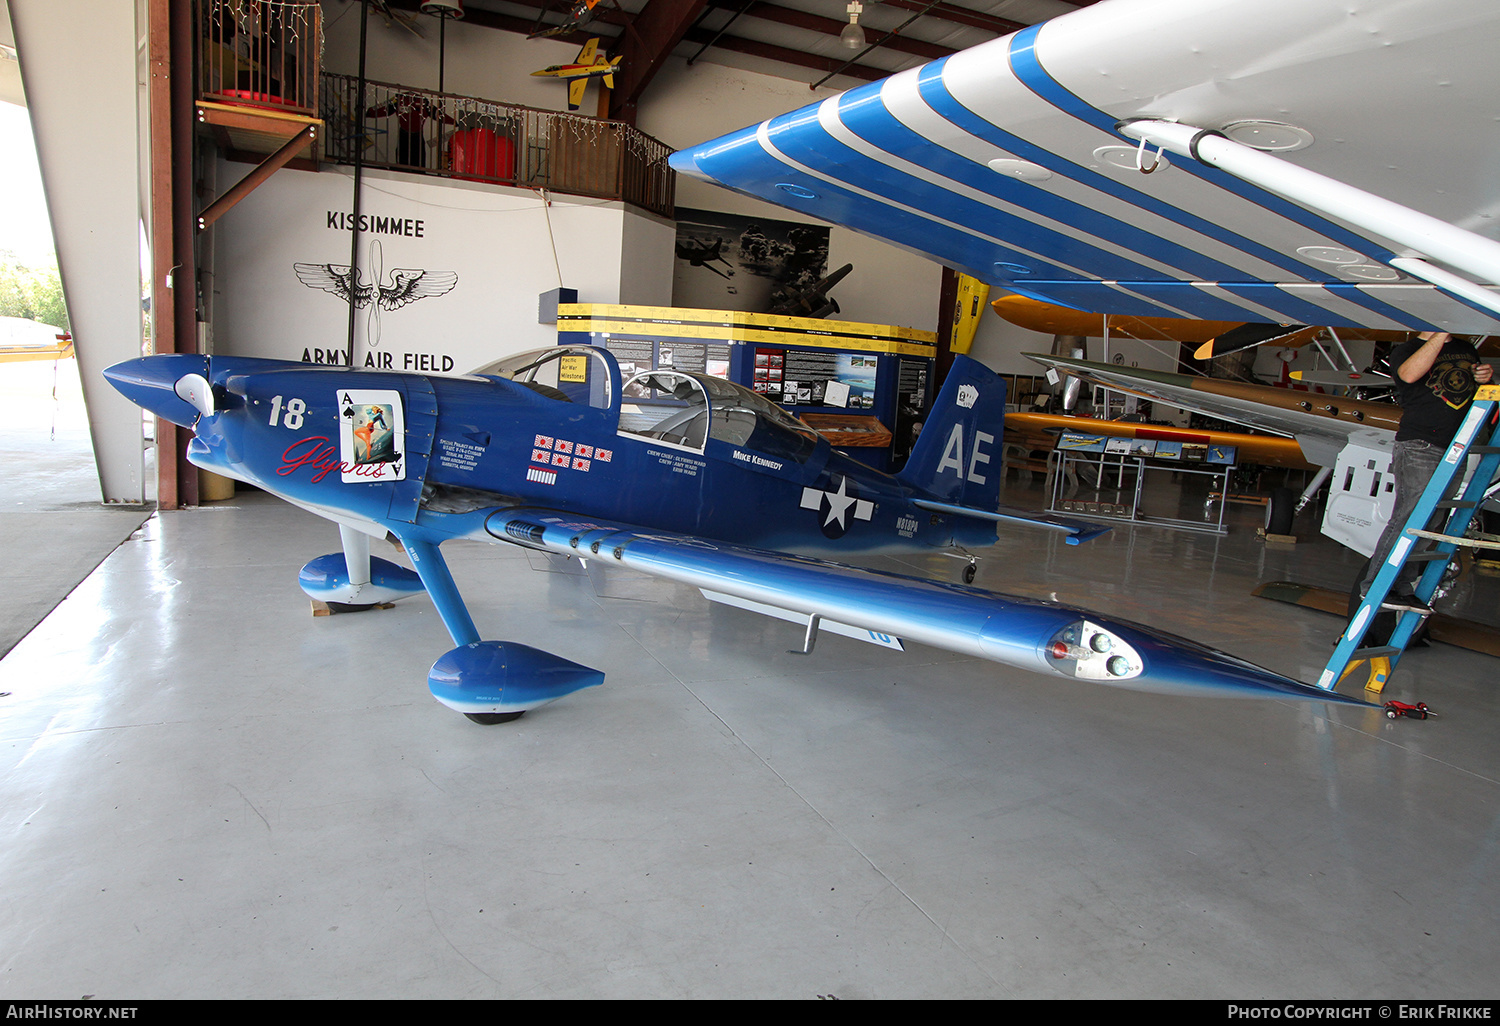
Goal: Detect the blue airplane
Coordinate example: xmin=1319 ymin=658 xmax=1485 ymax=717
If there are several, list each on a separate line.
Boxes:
xmin=104 ymin=345 xmax=1373 ymax=723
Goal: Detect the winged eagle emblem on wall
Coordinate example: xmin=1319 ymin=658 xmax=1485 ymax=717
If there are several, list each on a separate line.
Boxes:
xmin=294 ymin=239 xmax=458 ymax=348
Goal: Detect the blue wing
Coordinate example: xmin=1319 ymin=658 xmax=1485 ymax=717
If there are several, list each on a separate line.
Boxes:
xmin=486 ymin=507 xmax=1373 ymax=706
xmin=670 ymin=0 xmax=1500 ymax=334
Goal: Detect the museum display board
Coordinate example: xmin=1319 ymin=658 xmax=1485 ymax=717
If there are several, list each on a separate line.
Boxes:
xmin=554 ymin=304 xmax=938 ymax=469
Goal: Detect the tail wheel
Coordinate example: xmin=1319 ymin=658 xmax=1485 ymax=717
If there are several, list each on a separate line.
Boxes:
xmin=1265 ymin=486 xmax=1295 ymax=535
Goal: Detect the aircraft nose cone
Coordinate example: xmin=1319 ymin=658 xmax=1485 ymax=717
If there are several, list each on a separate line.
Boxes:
xmin=103 ymin=354 xmax=211 ymax=428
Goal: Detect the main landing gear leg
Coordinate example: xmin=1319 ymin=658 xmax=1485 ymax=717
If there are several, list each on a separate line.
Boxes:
xmin=399 ymin=536 xmax=604 ymax=724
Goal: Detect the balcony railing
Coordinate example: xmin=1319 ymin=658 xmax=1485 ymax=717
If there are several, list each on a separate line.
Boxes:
xmin=199 ymin=0 xmax=322 ymax=116
xmin=320 ymin=74 xmax=676 ymax=219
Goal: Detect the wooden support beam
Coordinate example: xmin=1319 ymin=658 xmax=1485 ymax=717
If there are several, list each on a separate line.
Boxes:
xmin=610 ymin=0 xmax=708 ymax=123
xmin=196 ymin=123 xmax=317 ymax=231
xmin=147 ymin=0 xmax=178 ymax=510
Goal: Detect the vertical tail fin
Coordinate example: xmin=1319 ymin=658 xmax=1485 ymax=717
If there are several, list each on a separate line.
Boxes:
xmin=895 ymin=355 xmax=1006 ymax=508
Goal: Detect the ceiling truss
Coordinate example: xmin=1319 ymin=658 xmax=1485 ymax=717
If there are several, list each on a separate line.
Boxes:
xmin=384 ymin=0 xmax=1093 ymax=123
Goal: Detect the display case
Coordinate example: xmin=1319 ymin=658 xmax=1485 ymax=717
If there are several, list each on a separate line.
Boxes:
xmin=554 ymin=304 xmax=938 ymax=470
xmin=1048 ymin=430 xmax=1239 ymax=535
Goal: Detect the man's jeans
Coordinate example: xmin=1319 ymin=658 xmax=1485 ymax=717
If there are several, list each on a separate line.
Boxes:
xmin=1358 ymin=438 xmax=1452 ymax=598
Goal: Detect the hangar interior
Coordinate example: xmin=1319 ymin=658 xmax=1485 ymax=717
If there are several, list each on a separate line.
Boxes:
xmin=3 ymin=0 xmax=1500 ymax=1000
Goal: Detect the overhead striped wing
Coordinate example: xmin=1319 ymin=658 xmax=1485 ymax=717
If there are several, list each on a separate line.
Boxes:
xmin=669 ymin=0 xmax=1500 ymax=334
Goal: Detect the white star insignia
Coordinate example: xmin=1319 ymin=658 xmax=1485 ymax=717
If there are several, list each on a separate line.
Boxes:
xmin=800 ymin=476 xmax=875 ymax=529
xmin=822 ymin=476 xmax=857 ymax=527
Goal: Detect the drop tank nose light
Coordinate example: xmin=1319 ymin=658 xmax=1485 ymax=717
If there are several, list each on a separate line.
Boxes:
xmin=1045 ymin=620 xmax=1143 ymax=681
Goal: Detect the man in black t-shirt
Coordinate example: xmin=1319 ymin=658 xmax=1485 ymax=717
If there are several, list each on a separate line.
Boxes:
xmin=1357 ymin=331 xmax=1493 ymax=607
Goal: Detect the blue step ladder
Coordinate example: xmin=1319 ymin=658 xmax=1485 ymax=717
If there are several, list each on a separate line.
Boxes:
xmin=1317 ymin=387 xmax=1500 ymax=694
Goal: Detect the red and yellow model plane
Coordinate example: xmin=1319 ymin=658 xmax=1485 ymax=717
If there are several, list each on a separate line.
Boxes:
xmin=531 ymin=38 xmax=622 ymax=112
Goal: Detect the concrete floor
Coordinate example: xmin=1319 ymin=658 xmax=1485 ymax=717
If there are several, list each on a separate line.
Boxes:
xmin=2 ymin=379 xmax=1500 ymax=998
xmin=0 ymin=359 xmax=149 ymax=658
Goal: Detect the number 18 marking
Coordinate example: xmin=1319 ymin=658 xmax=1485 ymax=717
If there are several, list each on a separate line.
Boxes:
xmin=268 ymin=395 xmax=307 ymax=430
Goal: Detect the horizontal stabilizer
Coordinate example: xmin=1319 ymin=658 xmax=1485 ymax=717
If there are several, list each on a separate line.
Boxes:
xmin=911 ymin=499 xmax=1111 ymax=545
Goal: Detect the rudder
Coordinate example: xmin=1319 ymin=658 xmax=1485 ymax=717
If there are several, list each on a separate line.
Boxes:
xmin=896 ymin=355 xmax=1006 ymax=507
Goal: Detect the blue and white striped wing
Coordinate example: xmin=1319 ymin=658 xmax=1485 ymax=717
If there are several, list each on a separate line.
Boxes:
xmin=670 ymin=0 xmax=1500 ymax=333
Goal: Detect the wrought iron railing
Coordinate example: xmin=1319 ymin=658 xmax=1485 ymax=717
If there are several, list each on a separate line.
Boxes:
xmin=320 ymin=74 xmax=676 ymax=219
xmin=198 ymin=0 xmax=322 ymax=116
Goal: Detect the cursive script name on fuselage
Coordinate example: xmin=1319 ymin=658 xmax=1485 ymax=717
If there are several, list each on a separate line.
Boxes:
xmin=278 ymin=436 xmax=386 ymax=484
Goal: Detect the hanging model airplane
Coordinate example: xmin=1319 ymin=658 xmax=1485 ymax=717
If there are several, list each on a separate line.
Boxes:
xmin=102 ymin=345 xmax=1374 ymax=724
xmin=528 ymin=0 xmax=612 ymax=40
xmin=530 ymin=37 xmax=622 ymax=112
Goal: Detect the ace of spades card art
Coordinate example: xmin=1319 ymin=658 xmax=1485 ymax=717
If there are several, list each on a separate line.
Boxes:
xmin=338 ymin=390 xmax=406 ymax=483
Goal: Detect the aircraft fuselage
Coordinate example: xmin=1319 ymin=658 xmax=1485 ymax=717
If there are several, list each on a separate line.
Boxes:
xmin=137 ymin=352 xmax=997 ymax=558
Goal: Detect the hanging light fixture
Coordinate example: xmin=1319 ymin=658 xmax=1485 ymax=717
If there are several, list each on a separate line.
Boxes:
xmin=841 ymin=1 xmax=866 ymax=49
xmin=419 ymin=0 xmax=465 ymax=18
xmin=420 ymin=0 xmax=464 ymax=94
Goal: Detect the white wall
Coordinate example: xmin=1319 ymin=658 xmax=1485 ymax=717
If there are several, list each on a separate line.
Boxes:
xmin=620 ymin=208 xmax=674 ymax=307
xmin=319 ymin=7 xmax=949 ymax=335
xmin=211 ymin=164 xmax=673 ymax=371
